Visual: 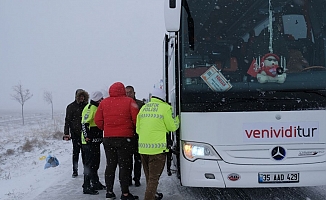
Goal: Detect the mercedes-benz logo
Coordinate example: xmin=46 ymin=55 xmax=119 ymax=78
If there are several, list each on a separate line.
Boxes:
xmin=271 ymin=146 xmax=286 ymax=160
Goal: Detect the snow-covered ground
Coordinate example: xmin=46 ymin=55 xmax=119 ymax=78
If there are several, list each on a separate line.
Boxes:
xmin=0 ymin=110 xmax=70 ymax=199
xmin=0 ymin=110 xmax=183 ymax=200
xmin=1 ymin=110 xmax=326 ymax=200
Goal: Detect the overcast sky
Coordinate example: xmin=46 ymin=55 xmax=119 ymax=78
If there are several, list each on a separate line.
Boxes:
xmin=0 ymin=0 xmax=165 ymax=112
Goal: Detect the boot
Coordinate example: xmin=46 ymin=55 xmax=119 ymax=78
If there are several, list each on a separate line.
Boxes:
xmin=120 ymin=193 xmax=139 ymax=200
xmin=133 ymin=178 xmax=141 ymax=187
xmin=155 ymin=192 xmax=163 ymax=200
xmin=72 ymin=170 xmax=78 ymax=178
xmin=106 ymin=192 xmax=116 ymax=200
xmin=83 ymin=187 xmax=99 ymax=195
xmin=92 ymin=182 xmax=106 ymax=190
xmin=83 ymin=175 xmax=99 ymax=195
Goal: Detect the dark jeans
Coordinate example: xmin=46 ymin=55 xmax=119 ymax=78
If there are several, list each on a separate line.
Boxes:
xmin=130 ymin=136 xmax=141 ymax=181
xmin=103 ymin=137 xmax=133 ymax=194
xmin=141 ymin=153 xmax=166 ymax=200
xmin=82 ymin=143 xmax=101 ymax=188
xmin=72 ymin=138 xmax=84 ymax=173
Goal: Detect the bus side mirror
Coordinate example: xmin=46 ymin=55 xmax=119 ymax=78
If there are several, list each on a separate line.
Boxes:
xmin=164 ymin=0 xmax=182 ymax=32
xmin=169 ymin=0 xmax=176 ymax=8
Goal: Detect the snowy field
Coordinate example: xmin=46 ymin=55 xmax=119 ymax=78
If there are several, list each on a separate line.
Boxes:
xmin=0 ymin=110 xmax=70 ymax=199
xmin=1 ymin=110 xmax=326 ymax=200
xmin=0 ymin=109 xmax=183 ymax=200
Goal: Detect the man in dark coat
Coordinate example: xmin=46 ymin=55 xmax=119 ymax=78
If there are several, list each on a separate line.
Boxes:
xmin=63 ymin=89 xmax=89 ymax=178
xmin=126 ymin=85 xmax=145 ymax=187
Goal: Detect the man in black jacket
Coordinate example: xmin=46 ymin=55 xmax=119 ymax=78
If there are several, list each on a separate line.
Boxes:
xmin=126 ymin=85 xmax=145 ymax=187
xmin=63 ymin=89 xmax=89 ymax=178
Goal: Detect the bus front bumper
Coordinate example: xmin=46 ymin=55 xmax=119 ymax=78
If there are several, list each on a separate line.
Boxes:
xmin=180 ymin=159 xmax=326 ymax=188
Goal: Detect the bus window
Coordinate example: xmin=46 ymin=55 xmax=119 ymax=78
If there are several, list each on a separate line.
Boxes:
xmin=283 ymin=15 xmax=309 ymax=40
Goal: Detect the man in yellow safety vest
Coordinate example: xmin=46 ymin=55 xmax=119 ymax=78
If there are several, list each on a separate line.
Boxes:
xmin=136 ymin=88 xmax=179 ymax=200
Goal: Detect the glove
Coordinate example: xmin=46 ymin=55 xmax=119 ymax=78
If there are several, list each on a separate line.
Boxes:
xmin=62 ymin=135 xmax=71 ymax=141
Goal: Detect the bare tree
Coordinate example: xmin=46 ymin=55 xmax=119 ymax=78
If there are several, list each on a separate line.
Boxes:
xmin=11 ymin=82 xmax=33 ymax=125
xmin=43 ymin=91 xmax=54 ymax=119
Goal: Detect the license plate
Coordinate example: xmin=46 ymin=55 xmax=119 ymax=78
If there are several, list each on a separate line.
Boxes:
xmin=258 ymin=172 xmax=299 ymax=183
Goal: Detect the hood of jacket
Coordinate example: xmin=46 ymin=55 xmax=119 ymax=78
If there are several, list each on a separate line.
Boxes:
xmin=109 ymin=82 xmax=126 ymax=97
xmin=75 ymin=89 xmax=89 ymax=104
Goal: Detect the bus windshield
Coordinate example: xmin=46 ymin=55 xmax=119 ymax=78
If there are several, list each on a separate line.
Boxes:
xmin=180 ymin=0 xmax=326 ymax=112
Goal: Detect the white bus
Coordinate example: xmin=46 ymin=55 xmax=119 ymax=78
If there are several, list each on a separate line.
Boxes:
xmin=163 ymin=0 xmax=326 ymax=188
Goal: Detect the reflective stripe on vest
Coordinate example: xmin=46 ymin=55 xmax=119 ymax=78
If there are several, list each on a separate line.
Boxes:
xmin=81 ymin=105 xmax=91 ymax=144
xmin=139 ymin=142 xmax=166 ymax=149
xmin=138 ymin=113 xmax=163 ymax=119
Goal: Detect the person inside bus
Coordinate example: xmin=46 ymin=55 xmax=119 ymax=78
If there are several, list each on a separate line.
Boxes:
xmin=286 ymin=48 xmax=309 ymax=73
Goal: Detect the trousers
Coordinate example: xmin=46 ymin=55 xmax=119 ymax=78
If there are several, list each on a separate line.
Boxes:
xmin=103 ymin=137 xmax=133 ymax=194
xmin=82 ymin=142 xmax=101 ymax=187
xmin=72 ymin=138 xmax=84 ymax=172
xmin=130 ymin=135 xmax=141 ymax=181
xmin=141 ymin=153 xmax=166 ymax=200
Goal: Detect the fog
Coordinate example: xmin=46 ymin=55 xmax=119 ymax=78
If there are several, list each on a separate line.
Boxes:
xmin=0 ymin=0 xmax=165 ymax=112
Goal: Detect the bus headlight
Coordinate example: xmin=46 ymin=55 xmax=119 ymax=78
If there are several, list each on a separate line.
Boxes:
xmin=182 ymin=141 xmax=222 ymax=161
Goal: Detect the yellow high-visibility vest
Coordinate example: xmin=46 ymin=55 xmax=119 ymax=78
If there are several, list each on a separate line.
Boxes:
xmin=81 ymin=104 xmax=98 ymax=144
xmin=136 ymin=98 xmax=179 ymax=155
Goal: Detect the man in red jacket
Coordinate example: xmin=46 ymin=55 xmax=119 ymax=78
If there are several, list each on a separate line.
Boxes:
xmin=95 ymin=82 xmax=139 ymax=200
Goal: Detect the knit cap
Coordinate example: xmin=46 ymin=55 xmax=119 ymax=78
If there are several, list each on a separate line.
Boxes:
xmin=91 ymin=91 xmax=103 ymax=102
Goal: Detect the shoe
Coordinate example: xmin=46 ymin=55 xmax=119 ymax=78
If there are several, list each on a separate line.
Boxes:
xmin=92 ymin=183 xmax=106 ymax=190
xmin=167 ymin=169 xmax=172 ymax=176
xmin=106 ymin=192 xmax=116 ymax=200
xmin=83 ymin=187 xmax=99 ymax=195
xmin=120 ymin=193 xmax=139 ymax=200
xmin=155 ymin=192 xmax=163 ymax=200
xmin=72 ymin=171 xmax=78 ymax=178
xmin=133 ymin=178 xmax=140 ymax=187
xmin=134 ymin=179 xmax=141 ymax=187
